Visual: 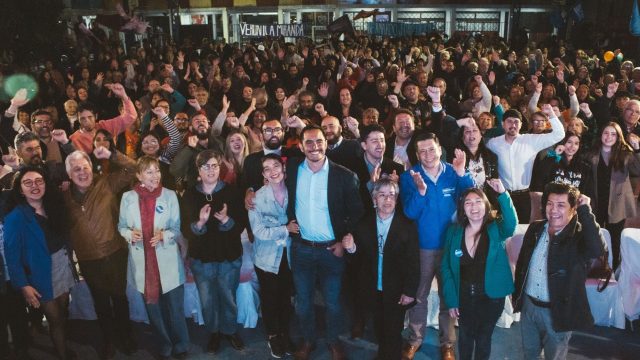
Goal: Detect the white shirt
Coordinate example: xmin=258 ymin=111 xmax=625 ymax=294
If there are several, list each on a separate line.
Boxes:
xmin=486 ymin=115 xmax=565 ymax=191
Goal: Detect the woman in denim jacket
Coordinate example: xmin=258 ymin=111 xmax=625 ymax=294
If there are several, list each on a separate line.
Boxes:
xmin=248 ymin=154 xmax=298 ymax=358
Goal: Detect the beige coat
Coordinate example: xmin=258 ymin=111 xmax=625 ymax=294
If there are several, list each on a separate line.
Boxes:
xmin=589 ymin=151 xmax=640 ymax=223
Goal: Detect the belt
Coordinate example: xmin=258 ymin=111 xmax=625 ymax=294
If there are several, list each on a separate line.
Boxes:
xmin=297 ymin=238 xmax=337 ymax=248
xmin=509 ymin=188 xmax=530 ymax=194
xmin=528 ymin=295 xmax=551 ymax=308
xmin=462 ymin=283 xmax=484 ymax=296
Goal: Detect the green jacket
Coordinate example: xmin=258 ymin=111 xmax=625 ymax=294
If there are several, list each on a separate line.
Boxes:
xmin=441 ymin=192 xmax=518 ymax=309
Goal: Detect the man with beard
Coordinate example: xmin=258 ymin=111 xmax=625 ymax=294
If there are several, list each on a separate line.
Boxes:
xmin=243 ymin=119 xmax=302 ymax=210
xmin=294 ymin=91 xmax=321 ymax=125
xmin=30 ymin=110 xmax=76 ymax=164
xmin=384 ymin=109 xmax=418 ymax=170
xmin=170 ymin=113 xmax=224 ymax=189
xmin=322 ymin=116 xmax=361 ymax=168
xmin=69 ymin=83 xmax=136 ymax=153
xmin=172 ymin=112 xmax=191 ymax=145
xmin=486 ymin=105 xmax=565 ymax=223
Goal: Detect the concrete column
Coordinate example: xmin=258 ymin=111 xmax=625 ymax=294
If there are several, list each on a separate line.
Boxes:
xmin=222 ymin=8 xmax=229 ymax=42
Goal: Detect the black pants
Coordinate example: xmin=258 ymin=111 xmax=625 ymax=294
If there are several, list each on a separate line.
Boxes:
xmin=373 ymin=291 xmax=407 ymax=360
xmin=78 ymin=247 xmax=131 ymax=345
xmin=0 ymin=283 xmax=30 ymax=356
xmin=254 ymin=251 xmax=293 ymax=337
xmin=457 ymin=286 xmax=504 ymax=360
xmin=604 ymin=220 xmax=625 ymax=270
xmin=344 ymin=254 xmax=366 ymax=332
xmin=509 ymin=190 xmax=530 ymax=224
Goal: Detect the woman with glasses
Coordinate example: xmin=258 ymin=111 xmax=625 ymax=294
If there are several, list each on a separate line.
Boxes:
xmin=180 ymin=150 xmax=247 ymax=354
xmin=441 ymin=179 xmax=517 ymax=360
xmin=342 ymin=178 xmax=420 ymax=359
xmin=118 ymin=156 xmax=189 ymax=359
xmin=4 ymin=167 xmax=76 ymax=359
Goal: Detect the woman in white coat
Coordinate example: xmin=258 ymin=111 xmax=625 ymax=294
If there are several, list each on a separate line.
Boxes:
xmin=118 ymin=156 xmax=189 ymax=360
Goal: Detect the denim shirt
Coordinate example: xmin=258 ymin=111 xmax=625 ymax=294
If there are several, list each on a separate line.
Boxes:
xmin=249 ymin=185 xmax=291 ymax=274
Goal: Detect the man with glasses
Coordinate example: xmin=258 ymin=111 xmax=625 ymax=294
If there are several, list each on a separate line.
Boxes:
xmin=286 ymin=125 xmax=363 ymax=359
xmin=243 ymin=119 xmax=301 ymax=210
xmin=486 ymin=105 xmax=565 ymax=223
xmin=170 ymin=113 xmax=224 ymax=190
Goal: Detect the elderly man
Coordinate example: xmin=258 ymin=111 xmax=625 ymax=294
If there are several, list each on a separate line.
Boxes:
xmin=63 ymin=148 xmax=137 ymax=358
xmin=514 ymin=183 xmax=605 ymax=359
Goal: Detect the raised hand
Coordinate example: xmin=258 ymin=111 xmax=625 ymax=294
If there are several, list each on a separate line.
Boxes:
xmin=221 ymin=94 xmax=230 ymax=110
xmin=409 ymin=170 xmax=427 ymax=196
xmin=343 ymin=116 xmax=359 ymax=133
xmin=535 ymin=82 xmax=543 ymax=94
xmin=283 ymin=95 xmax=297 ymax=109
xmin=493 ymin=95 xmax=501 ymax=106
xmin=541 ymin=103 xmax=555 ymax=118
xmin=107 ymin=83 xmax=128 ymax=98
xmin=161 ymin=83 xmax=174 ymax=94
xmin=151 ymin=106 xmax=168 ymax=119
xmin=93 ymin=146 xmax=112 ymax=160
xmin=396 ymin=68 xmax=408 ymax=84
xmin=388 ymin=94 xmax=399 ymax=108
xmin=579 ymin=103 xmax=592 ymax=117
xmin=318 ymin=82 xmax=329 ymax=98
xmin=486 ymin=178 xmax=506 ymax=194
xmin=452 ymin=148 xmax=467 ymax=176
xmin=474 ymin=75 xmax=484 ymax=85
xmin=577 ymin=194 xmax=591 ymax=207
xmin=10 ymin=88 xmax=30 ymax=108
xmin=187 ymin=98 xmax=201 ymax=111
xmin=286 ymin=115 xmax=306 ymax=129
xmin=2 ymin=147 xmax=19 ymax=170
xmin=187 ymin=135 xmax=199 ymax=149
xmin=628 ymin=133 xmax=640 ymax=150
xmin=607 ymin=82 xmax=619 ymax=98
xmin=488 ymin=71 xmax=496 ymax=85
xmin=427 ymin=86 xmax=441 ymax=103
xmin=51 ymin=129 xmax=69 ymax=144
xmin=370 ymin=163 xmax=382 ymax=183
xmin=314 ymin=102 xmax=327 ymax=117
xmin=568 ymin=85 xmax=576 ymax=96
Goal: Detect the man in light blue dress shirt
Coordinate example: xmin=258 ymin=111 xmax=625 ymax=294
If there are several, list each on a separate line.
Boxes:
xmin=286 ymin=125 xmax=364 ymax=360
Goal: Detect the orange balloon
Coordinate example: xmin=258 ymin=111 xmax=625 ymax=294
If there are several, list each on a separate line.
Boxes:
xmin=604 ymin=51 xmax=615 ymax=62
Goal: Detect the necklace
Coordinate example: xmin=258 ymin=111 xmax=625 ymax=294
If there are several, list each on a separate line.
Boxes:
xmin=205 ymin=193 xmax=213 ymax=202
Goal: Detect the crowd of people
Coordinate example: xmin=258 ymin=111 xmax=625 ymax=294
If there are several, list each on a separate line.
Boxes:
xmin=1 ymin=26 xmax=634 ymax=360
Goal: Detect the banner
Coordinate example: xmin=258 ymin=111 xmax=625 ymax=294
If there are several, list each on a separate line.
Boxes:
xmin=240 ymin=23 xmax=305 ymax=37
xmin=326 ymin=15 xmax=355 ymax=36
xmin=367 ymin=22 xmax=437 ymax=37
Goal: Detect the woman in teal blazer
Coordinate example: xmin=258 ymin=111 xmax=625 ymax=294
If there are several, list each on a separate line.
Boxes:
xmin=441 ymin=179 xmax=517 ymax=360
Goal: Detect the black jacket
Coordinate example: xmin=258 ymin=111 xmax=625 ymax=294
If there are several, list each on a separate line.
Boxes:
xmin=514 ymin=205 xmax=605 ymax=332
xmin=350 ymin=155 xmax=404 ymax=212
xmin=351 ymin=211 xmax=420 ymax=306
xmin=286 ymin=157 xmax=364 ymax=242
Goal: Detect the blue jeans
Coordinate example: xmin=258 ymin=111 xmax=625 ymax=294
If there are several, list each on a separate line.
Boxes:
xmin=521 ymin=296 xmax=572 ymax=360
xmin=145 ymin=285 xmax=190 ymax=357
xmin=290 ymin=241 xmax=345 ymax=344
xmin=191 ymin=258 xmax=241 ymax=335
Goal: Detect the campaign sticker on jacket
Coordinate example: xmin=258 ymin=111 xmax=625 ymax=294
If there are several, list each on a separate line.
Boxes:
xmin=454 ymin=249 xmax=463 ymax=257
xmin=442 ymin=187 xmax=456 ymax=197
xmin=156 ymin=205 xmax=165 ymax=214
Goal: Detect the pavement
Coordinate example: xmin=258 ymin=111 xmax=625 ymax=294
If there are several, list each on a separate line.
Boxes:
xmin=19 ymin=311 xmax=640 ymax=360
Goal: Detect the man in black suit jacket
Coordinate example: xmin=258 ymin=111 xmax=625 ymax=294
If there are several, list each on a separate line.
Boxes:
xmin=242 ymin=119 xmax=301 ymax=208
xmin=286 ymin=125 xmax=364 ymax=359
xmin=322 ymin=116 xmax=362 ymax=169
xmin=343 ymin=178 xmax=420 ymax=359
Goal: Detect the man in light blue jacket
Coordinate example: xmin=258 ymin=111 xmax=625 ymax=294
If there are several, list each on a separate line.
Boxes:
xmin=399 ymin=132 xmax=475 ymax=360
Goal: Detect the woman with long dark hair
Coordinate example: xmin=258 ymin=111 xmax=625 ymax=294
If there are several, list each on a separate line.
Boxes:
xmin=441 ymin=179 xmax=517 ymax=360
xmin=588 ymin=122 xmax=640 ymax=269
xmin=4 ymin=167 xmax=76 ymax=359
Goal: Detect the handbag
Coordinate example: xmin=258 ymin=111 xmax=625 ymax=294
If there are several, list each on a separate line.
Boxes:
xmin=587 ymin=250 xmax=612 ymax=292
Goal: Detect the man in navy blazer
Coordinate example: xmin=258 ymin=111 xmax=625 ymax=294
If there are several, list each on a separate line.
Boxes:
xmin=285 ymin=125 xmax=364 ymax=360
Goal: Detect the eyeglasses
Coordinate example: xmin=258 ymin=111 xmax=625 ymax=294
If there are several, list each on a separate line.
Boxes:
xmin=32 ymin=119 xmax=52 ymax=125
xmin=200 ymin=163 xmax=220 ymax=171
xmin=376 ymin=193 xmax=397 ymax=201
xmin=174 ymin=117 xmax=189 ymax=122
xmin=22 ymin=178 xmax=45 ymax=188
xmin=263 ymin=127 xmax=283 ymax=135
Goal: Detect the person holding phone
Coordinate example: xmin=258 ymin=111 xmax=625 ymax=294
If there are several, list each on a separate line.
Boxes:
xmin=180 ymin=150 xmax=247 ymax=354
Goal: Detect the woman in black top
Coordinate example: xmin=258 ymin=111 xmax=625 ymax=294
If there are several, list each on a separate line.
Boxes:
xmin=530 ymin=132 xmax=594 ymax=204
xmin=180 ymin=150 xmax=247 ymax=354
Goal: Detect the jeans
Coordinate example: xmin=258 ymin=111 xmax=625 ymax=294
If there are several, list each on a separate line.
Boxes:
xmin=78 ymin=247 xmax=131 ymax=345
xmin=290 ymin=241 xmax=345 ymax=344
xmin=457 ymin=285 xmax=504 ymax=360
xmin=145 ymin=285 xmax=190 ymax=357
xmin=191 ymin=257 xmax=241 ymax=335
xmin=255 ymin=252 xmax=293 ymax=337
xmin=406 ymin=249 xmax=455 ymax=347
xmin=521 ymin=296 xmax=572 ymax=360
